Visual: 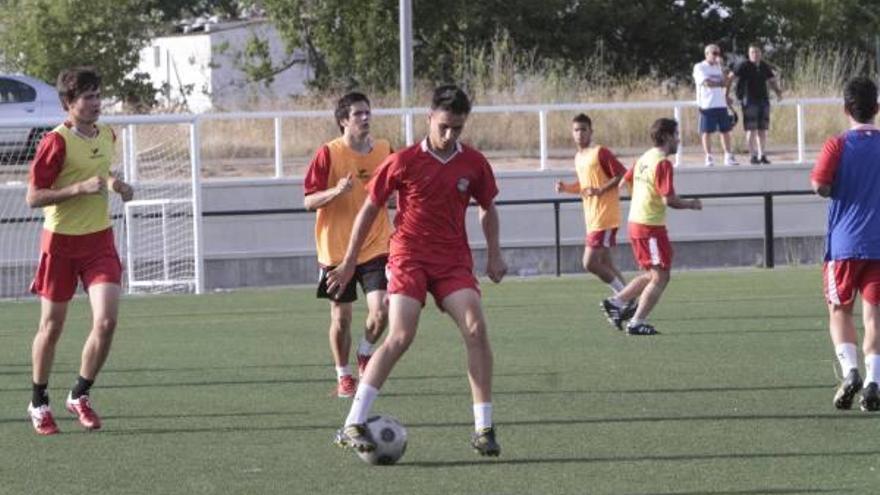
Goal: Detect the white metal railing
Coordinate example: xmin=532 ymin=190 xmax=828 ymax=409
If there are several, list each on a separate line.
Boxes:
xmin=0 ymin=96 xmax=844 ymax=175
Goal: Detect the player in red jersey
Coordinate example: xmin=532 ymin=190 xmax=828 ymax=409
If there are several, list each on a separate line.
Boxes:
xmin=329 ymin=85 xmax=507 ymax=457
xmin=26 ymin=67 xmax=134 ymax=434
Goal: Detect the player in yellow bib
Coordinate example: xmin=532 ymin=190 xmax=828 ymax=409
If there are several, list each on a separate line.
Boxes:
xmin=555 ymin=114 xmax=637 ymax=326
xmin=605 ymin=118 xmax=702 ymax=335
xmin=25 ymin=67 xmax=134 ymax=435
xmin=304 ymin=93 xmax=392 ymax=398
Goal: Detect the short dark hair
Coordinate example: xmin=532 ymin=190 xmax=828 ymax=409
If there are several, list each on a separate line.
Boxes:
xmin=56 ymin=67 xmax=101 ymax=111
xmin=843 ymin=76 xmax=879 ymax=124
xmin=748 ymin=43 xmax=763 ymax=52
xmin=650 ymin=118 xmax=678 ymax=147
xmin=572 ymin=113 xmax=592 ymax=127
xmin=431 ymin=85 xmax=471 ymax=115
xmin=334 ymin=92 xmax=370 ymax=133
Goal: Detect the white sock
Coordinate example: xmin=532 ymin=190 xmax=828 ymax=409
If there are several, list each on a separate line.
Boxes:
xmin=866 ymin=354 xmax=880 ymax=384
xmin=357 ymin=338 xmax=374 ymax=357
xmin=345 ymin=383 xmax=379 ymax=426
xmin=335 ymin=365 xmax=351 ymax=380
xmin=835 ymin=343 xmax=859 ymax=375
xmin=609 ymin=278 xmax=625 ymax=293
xmin=473 ymin=402 xmax=493 ymax=431
xmin=628 ymin=318 xmax=644 ymax=327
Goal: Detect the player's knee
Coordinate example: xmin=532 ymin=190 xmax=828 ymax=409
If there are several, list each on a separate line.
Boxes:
xmin=462 ymin=319 xmax=488 ymax=346
xmin=330 ymin=313 xmax=353 ymax=333
xmin=38 ymin=318 xmax=64 ymax=342
xmin=386 ymin=331 xmax=415 ymax=354
xmin=94 ymin=316 xmax=117 ymax=336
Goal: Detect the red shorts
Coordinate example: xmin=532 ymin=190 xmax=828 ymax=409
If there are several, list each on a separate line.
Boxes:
xmin=823 ymin=259 xmax=880 ymax=306
xmin=30 ymin=229 xmax=123 ymax=302
xmin=628 ymin=226 xmax=673 ymax=270
xmin=386 ymin=256 xmax=479 ymax=307
xmin=585 ymin=228 xmax=618 ymax=249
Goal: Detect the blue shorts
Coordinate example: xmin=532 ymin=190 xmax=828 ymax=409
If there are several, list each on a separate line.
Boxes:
xmin=699 ymin=107 xmax=734 ymax=134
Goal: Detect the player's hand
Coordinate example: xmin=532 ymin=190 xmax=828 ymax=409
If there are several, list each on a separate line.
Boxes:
xmin=115 ymin=181 xmax=134 ymax=202
xmin=486 ymin=254 xmax=507 ymax=283
xmin=78 ymin=176 xmax=106 ymax=195
xmin=691 ymin=198 xmax=703 ymax=210
xmin=582 ymin=187 xmax=600 ymax=197
xmin=335 ymin=173 xmax=354 ymax=196
xmin=326 ymin=260 xmax=355 ymax=297
xmin=554 ymin=181 xmax=564 ymax=193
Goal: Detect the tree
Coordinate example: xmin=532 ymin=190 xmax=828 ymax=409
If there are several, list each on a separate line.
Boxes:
xmin=0 ymin=0 xmax=161 ymax=104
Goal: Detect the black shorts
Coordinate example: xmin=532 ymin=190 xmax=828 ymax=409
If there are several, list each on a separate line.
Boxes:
xmin=317 ymin=255 xmax=388 ymax=303
xmin=742 ymin=102 xmax=770 ymax=131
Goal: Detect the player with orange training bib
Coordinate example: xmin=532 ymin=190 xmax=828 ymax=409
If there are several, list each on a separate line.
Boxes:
xmin=810 ymin=77 xmax=880 ymax=412
xmin=555 ymin=113 xmax=635 ymax=328
xmin=26 ymin=67 xmax=134 ymax=435
xmin=304 ymin=92 xmax=391 ymax=398
xmin=604 ymin=118 xmax=702 ymax=335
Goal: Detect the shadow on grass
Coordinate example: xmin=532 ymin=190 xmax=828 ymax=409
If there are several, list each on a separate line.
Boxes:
xmin=0 ymin=371 xmax=561 ymax=393
xmin=401 ymin=449 xmax=879 ymax=468
xmin=382 ymin=382 xmax=830 ymax=398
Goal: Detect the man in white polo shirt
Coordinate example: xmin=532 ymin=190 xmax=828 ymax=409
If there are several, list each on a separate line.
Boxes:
xmin=693 ymin=44 xmax=738 ymax=167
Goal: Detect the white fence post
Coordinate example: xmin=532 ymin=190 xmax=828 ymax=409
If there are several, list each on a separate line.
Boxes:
xmin=796 ymin=102 xmax=806 ymax=164
xmin=189 ymin=120 xmax=205 ymax=295
xmin=404 ymin=111 xmax=414 ymax=146
xmin=673 ymin=105 xmax=683 ymax=167
xmin=273 ymin=117 xmax=284 ymax=178
xmin=539 ymin=109 xmax=548 ymax=170
xmin=126 ymin=124 xmax=138 ymax=183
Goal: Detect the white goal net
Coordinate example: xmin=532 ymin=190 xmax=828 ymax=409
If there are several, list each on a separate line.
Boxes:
xmin=0 ymin=116 xmax=203 ymax=299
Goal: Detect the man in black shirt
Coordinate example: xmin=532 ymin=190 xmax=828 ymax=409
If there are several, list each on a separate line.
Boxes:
xmin=733 ymin=44 xmax=783 ymax=164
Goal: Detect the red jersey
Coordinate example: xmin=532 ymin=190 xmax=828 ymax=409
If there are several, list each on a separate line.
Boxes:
xmin=368 ymin=139 xmax=498 ymax=264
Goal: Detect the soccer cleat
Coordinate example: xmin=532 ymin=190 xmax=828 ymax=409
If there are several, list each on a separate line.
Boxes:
xmin=833 ymin=368 xmax=863 ymax=410
xmin=859 ymin=382 xmax=879 ymax=412
xmin=66 ymin=393 xmax=102 ymax=430
xmin=337 ymin=375 xmax=357 ymax=398
xmin=620 ymin=300 xmax=638 ymax=321
xmin=626 ymin=322 xmax=659 ymax=336
xmin=471 ymin=427 xmax=501 ymax=457
xmin=600 ymin=298 xmax=625 ymax=330
xmin=356 ymin=353 xmax=371 ymax=377
xmin=334 ymin=423 xmax=376 ymax=452
xmin=28 ymin=403 xmax=59 ymax=435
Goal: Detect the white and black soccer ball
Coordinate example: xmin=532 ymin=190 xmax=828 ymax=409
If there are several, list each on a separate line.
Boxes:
xmin=356 ymin=414 xmax=408 ymax=466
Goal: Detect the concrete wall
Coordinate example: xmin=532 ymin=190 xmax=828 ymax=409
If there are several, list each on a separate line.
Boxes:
xmin=199 ymin=163 xmax=826 ymax=289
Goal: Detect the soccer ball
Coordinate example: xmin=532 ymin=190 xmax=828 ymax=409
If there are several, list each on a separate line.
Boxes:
xmin=356 ymin=414 xmax=408 ymax=465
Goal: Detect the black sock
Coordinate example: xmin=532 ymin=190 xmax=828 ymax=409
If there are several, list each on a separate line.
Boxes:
xmin=70 ymin=376 xmax=94 ymax=400
xmin=32 ymin=383 xmax=49 ymax=407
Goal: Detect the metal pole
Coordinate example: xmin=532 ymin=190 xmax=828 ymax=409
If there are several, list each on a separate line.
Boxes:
xmin=539 ymin=110 xmax=548 ymax=171
xmin=126 ymin=124 xmax=138 ymax=183
xmin=763 ymin=194 xmax=774 ymax=269
xmin=554 ymin=201 xmax=561 ymax=276
xmin=673 ymin=105 xmax=683 ymax=167
xmin=189 ymin=120 xmax=205 ymax=294
xmin=273 ymin=117 xmax=284 ymax=178
xmin=796 ymin=103 xmax=805 ymax=164
xmin=399 ymin=0 xmax=414 ymax=145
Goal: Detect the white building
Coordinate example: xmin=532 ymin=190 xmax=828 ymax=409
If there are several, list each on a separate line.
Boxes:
xmin=136 ymin=20 xmax=311 ymax=112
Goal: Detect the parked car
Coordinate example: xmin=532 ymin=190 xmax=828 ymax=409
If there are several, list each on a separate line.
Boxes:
xmin=0 ymin=74 xmax=65 ymax=164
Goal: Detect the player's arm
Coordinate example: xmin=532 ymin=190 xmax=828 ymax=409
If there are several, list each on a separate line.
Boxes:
xmin=769 ymin=77 xmax=783 ymax=99
xmin=811 ymin=136 xmax=842 ymax=198
xmin=25 ymin=133 xmax=106 ymax=208
xmin=302 ymin=145 xmax=353 ymax=210
xmin=555 ymin=179 xmax=580 ymax=195
xmin=656 ymin=159 xmax=700 ymax=210
xmin=107 ymin=173 xmax=134 ymax=202
xmin=479 ymin=201 xmax=507 ymax=283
